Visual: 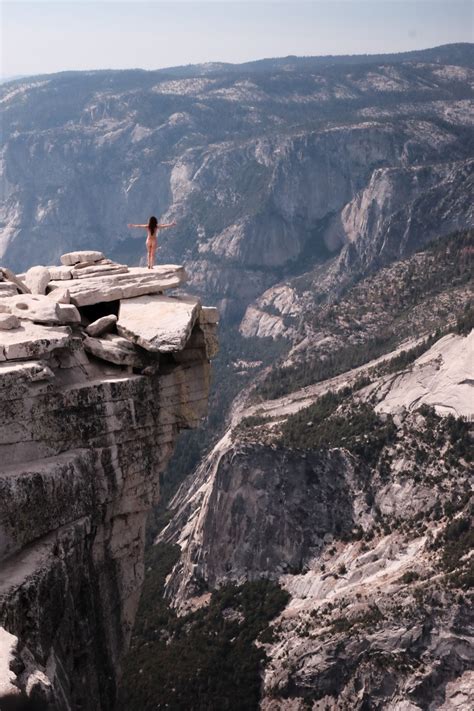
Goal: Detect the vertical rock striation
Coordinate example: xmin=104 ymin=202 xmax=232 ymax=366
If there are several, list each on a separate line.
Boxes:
xmin=0 ymin=255 xmax=217 ymax=710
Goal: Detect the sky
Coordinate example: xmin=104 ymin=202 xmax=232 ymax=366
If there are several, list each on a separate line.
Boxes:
xmin=1 ymin=0 xmax=473 ymax=79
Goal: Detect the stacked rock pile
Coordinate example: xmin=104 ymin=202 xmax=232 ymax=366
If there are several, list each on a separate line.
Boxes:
xmin=0 ymin=250 xmax=218 ymax=366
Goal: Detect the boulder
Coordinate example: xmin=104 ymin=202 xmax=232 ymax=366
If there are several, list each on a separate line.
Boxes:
xmin=60 ymin=250 xmax=105 ymax=266
xmin=47 ymin=265 xmax=187 ymax=306
xmin=117 ymin=294 xmax=200 ymax=353
xmin=0 ymin=315 xmax=20 ymax=331
xmin=24 ymin=266 xmax=51 ymax=295
xmin=85 ymin=314 xmax=117 ymax=337
xmin=83 ymin=333 xmax=145 ymax=367
xmin=0 ymin=323 xmax=71 ymax=361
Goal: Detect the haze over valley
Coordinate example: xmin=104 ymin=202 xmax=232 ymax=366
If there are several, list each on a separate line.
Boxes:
xmin=0 ymin=41 xmax=473 ymax=711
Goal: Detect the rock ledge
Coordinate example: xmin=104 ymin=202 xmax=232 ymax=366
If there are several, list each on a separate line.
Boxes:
xmin=0 ymin=253 xmax=218 ymax=710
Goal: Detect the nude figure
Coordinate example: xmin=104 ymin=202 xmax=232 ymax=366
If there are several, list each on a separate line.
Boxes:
xmin=127 ymin=216 xmax=177 ymax=268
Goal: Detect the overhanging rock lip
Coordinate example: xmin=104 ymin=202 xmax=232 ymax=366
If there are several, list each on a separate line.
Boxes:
xmin=47 ymin=265 xmax=188 ymax=307
xmin=117 ymin=294 xmax=202 ymax=353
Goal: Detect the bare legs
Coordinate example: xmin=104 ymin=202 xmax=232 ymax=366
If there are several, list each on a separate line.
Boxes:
xmin=146 ymin=240 xmax=157 ymax=269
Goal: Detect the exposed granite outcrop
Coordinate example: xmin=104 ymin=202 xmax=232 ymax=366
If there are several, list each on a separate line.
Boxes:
xmin=160 ymin=439 xmax=366 ymax=611
xmin=0 ymin=254 xmax=218 ymax=710
xmin=158 ymin=332 xmax=472 ymax=708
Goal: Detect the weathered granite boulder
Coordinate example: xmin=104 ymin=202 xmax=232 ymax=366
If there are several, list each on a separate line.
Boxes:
xmin=59 ymin=304 xmax=81 ymax=323
xmin=24 ymin=266 xmax=51 ymax=295
xmin=60 ymin=250 xmax=105 ymax=266
xmin=48 ymin=265 xmax=187 ymax=306
xmin=117 ymin=294 xmax=201 ymax=353
xmin=83 ymin=333 xmax=145 ymax=367
xmin=86 ymin=314 xmax=118 ymax=337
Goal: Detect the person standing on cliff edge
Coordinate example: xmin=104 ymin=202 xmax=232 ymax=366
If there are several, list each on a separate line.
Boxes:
xmin=127 ymin=216 xmax=177 ymax=269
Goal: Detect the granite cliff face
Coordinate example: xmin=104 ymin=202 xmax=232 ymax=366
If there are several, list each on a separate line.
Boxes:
xmin=0 ymin=253 xmax=217 ymax=709
xmin=158 ymin=329 xmax=473 ymax=709
xmin=154 ymin=224 xmax=472 ymax=709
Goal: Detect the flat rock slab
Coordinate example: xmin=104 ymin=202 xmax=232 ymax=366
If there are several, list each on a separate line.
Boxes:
xmin=71 ymin=264 xmax=129 ymax=279
xmin=48 ymin=265 xmax=187 ymax=307
xmin=375 ymin=332 xmax=474 ymax=418
xmin=47 ymin=265 xmax=73 ymax=281
xmin=0 ymin=323 xmax=71 ymax=361
xmin=0 ymin=294 xmax=80 ymax=325
xmin=83 ymin=333 xmax=144 ymax=367
xmin=117 ymin=294 xmax=201 ymax=353
xmin=60 ymin=250 xmax=105 ymax=266
xmin=0 ymin=627 xmax=18 ymax=696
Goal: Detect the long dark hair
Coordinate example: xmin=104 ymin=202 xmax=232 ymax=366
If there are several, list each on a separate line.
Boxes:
xmin=148 ymin=216 xmax=158 ymax=235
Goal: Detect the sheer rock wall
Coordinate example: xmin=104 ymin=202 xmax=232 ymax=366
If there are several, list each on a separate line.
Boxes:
xmin=0 ymin=259 xmax=217 ymax=710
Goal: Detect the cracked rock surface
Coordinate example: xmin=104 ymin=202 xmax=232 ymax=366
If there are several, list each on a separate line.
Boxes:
xmin=0 ymin=256 xmax=218 ymax=710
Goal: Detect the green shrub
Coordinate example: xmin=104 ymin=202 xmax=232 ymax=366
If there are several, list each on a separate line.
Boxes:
xmin=280 ymin=392 xmax=396 ymax=467
xmin=119 ymin=552 xmax=289 ymax=711
xmin=400 ymin=570 xmax=420 ymax=584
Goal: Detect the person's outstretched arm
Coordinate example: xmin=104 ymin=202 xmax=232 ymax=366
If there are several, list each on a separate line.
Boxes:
xmin=157 ymin=221 xmax=177 ymax=229
xmin=127 ymin=223 xmax=148 ymax=228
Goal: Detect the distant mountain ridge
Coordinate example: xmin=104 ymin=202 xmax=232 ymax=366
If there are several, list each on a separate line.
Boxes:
xmin=2 ymin=42 xmax=473 ymax=86
xmin=1 ymin=43 xmax=473 ymax=330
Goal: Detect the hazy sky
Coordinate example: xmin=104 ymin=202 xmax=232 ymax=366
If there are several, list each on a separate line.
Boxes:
xmin=2 ymin=1 xmax=473 ymax=78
